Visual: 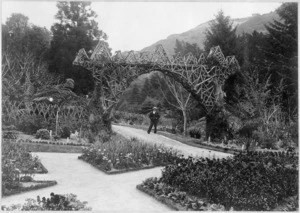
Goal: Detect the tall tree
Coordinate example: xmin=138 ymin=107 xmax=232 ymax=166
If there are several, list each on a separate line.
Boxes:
xmin=264 ymin=2 xmax=298 ymax=118
xmin=204 ymin=10 xmax=237 ymax=56
xmin=48 ymin=1 xmax=107 ymax=94
xmin=2 ymin=13 xmax=51 ymax=60
xmin=158 ymin=76 xmax=193 ymax=136
xmin=2 ymin=13 xmax=57 ymax=103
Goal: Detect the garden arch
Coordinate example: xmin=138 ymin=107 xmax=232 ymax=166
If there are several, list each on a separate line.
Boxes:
xmin=73 ymin=41 xmax=240 ymax=114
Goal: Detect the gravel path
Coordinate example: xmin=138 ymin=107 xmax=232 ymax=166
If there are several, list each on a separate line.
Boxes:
xmin=112 ymin=125 xmax=231 ymax=159
xmin=2 ymin=126 xmax=231 ymax=211
xmin=1 ymin=152 xmax=170 ymax=211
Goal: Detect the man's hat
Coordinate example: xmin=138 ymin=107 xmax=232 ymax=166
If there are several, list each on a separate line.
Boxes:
xmin=153 ymin=106 xmax=158 ymax=110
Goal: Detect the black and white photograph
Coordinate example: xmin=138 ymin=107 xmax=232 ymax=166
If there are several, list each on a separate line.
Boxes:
xmin=1 ymin=0 xmax=298 ymax=211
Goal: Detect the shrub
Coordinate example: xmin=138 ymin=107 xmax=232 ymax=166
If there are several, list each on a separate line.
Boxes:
xmin=2 ymin=140 xmax=42 ymax=194
xmin=60 ymin=126 xmax=71 ymax=139
xmin=16 ymin=115 xmax=48 ymax=135
xmin=79 ymin=134 xmax=181 ymax=171
xmin=1 ymin=193 xmax=92 ymax=211
xmin=20 ymin=176 xmax=33 ymax=182
xmin=158 ymin=152 xmax=298 ymax=211
xmin=187 ymin=126 xmax=201 ymax=139
xmin=36 ymin=129 xmax=50 ymax=140
xmin=2 ymin=131 xmax=18 ymax=139
xmin=2 ymin=125 xmax=16 ymax=131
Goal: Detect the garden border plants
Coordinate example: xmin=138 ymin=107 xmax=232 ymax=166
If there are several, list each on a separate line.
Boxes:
xmin=77 ymin=134 xmax=181 ymax=174
xmin=137 ymin=152 xmax=298 ymax=211
xmin=2 ymin=180 xmax=57 ymax=197
xmin=78 ymin=156 xmax=157 ymax=175
xmin=5 ymin=138 xmax=89 ymax=147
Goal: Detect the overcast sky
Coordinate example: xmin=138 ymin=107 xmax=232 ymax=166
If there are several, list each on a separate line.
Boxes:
xmin=2 ymin=1 xmax=282 ymax=52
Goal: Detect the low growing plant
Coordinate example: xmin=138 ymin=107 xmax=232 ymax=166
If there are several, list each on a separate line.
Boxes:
xmin=1 ymin=193 xmax=92 ymax=211
xmin=36 ymin=129 xmax=50 ymax=140
xmin=156 ymin=152 xmax=298 ymax=211
xmin=79 ymin=134 xmax=181 ymax=171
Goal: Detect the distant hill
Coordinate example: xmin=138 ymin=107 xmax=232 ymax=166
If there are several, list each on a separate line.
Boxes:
xmin=141 ymin=12 xmax=280 ymax=56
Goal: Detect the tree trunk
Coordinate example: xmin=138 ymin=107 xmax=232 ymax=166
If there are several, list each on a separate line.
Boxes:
xmin=183 ymin=109 xmax=188 ymax=136
xmin=87 ymin=82 xmax=112 ymax=143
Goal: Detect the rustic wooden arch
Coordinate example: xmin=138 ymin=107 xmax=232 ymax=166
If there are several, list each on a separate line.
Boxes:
xmin=73 ymin=41 xmax=240 ymax=114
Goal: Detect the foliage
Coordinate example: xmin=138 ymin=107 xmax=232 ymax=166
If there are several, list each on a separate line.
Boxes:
xmin=2 ymin=140 xmax=43 ymax=194
xmin=79 ymin=134 xmax=181 ymax=171
xmin=204 ymin=10 xmax=237 ymax=56
xmin=174 ymin=39 xmax=203 ymax=57
xmin=36 ymin=129 xmax=50 ymax=140
xmin=48 ymin=1 xmax=107 ymax=94
xmin=1 ymin=193 xmax=92 ymax=211
xmin=264 ymin=2 xmax=298 ymax=115
xmin=16 ymin=114 xmax=49 ymax=135
xmin=2 ymin=13 xmax=51 ymax=60
xmin=2 ymin=131 xmax=18 ymax=140
xmin=158 ymin=152 xmax=298 ymax=211
xmin=60 ymin=126 xmax=71 ymax=139
xmin=158 ymin=75 xmax=194 ymax=136
xmin=206 ymin=107 xmax=233 ymax=141
xmin=141 ymin=177 xmax=225 ymax=211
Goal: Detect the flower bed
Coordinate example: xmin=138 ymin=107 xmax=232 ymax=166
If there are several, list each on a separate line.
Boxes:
xmin=78 ymin=135 xmax=181 ymax=174
xmin=136 ymin=178 xmax=225 ymax=211
xmin=4 ymin=138 xmax=89 ymax=147
xmin=3 ymin=181 xmax=57 ymax=197
xmin=1 ymin=193 xmax=91 ymax=211
xmin=2 ymin=140 xmax=55 ymax=196
xmin=138 ymin=152 xmax=298 ymax=211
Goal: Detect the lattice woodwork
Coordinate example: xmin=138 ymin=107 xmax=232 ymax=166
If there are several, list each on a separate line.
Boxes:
xmin=73 ymin=41 xmax=240 ymax=113
xmin=2 ymin=99 xmax=88 ymax=128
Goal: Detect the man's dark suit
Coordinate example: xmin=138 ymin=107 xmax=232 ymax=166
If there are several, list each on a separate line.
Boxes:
xmin=147 ymin=111 xmax=160 ymax=134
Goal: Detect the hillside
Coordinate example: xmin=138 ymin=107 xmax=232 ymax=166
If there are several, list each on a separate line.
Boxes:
xmin=141 ymin=12 xmax=280 ymax=56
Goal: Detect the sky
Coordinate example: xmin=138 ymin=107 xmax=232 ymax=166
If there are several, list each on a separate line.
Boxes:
xmin=2 ymin=1 xmax=282 ymax=52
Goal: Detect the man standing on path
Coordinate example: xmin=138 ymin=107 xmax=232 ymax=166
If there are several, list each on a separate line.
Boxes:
xmin=147 ymin=106 xmax=160 ymax=134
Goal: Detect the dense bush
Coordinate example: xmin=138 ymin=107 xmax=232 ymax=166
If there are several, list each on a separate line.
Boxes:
xmin=2 ymin=140 xmax=42 ymax=194
xmin=60 ymin=126 xmax=71 ymax=138
xmin=141 ymin=177 xmax=225 ymax=211
xmin=187 ymin=118 xmax=206 ymax=139
xmin=16 ymin=115 xmax=49 ymax=135
xmin=2 ymin=131 xmax=18 ymax=139
xmin=36 ymin=129 xmax=50 ymax=140
xmin=187 ymin=126 xmax=201 ymax=139
xmin=79 ymin=134 xmax=181 ymax=171
xmin=157 ymin=152 xmax=298 ymax=211
xmin=1 ymin=193 xmax=91 ymax=211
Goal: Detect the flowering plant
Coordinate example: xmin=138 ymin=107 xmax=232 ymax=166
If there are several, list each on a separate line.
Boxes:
xmin=79 ymin=134 xmax=181 ymax=171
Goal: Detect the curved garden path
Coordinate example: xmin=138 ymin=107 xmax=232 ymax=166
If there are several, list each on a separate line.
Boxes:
xmin=112 ymin=125 xmax=231 ymax=159
xmin=2 ymin=153 xmax=170 ymax=211
xmin=2 ymin=125 xmax=231 ymax=211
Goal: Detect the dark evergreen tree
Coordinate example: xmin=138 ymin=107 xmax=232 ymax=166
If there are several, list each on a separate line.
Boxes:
xmin=264 ymin=2 xmax=298 ymax=116
xmin=204 ymin=10 xmax=237 ymax=56
xmin=48 ymin=1 xmax=107 ymax=95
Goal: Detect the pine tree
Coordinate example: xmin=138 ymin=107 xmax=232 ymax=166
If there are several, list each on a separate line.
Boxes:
xmin=264 ymin=2 xmax=298 ymax=116
xmin=204 ymin=10 xmax=237 ymax=56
